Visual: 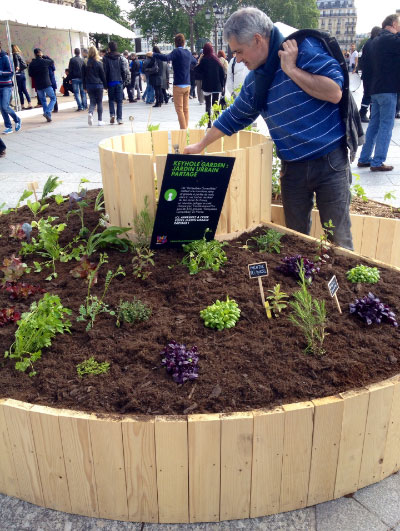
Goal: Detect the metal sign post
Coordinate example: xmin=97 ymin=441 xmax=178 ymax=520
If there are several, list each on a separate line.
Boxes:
xmin=5 ymin=20 xmax=21 ymax=112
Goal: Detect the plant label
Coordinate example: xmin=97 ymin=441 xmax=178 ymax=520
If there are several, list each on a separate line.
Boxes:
xmin=150 ymin=154 xmax=235 ymax=249
xmin=248 ymin=262 xmax=268 ymax=279
xmin=328 ymin=275 xmax=342 ymax=314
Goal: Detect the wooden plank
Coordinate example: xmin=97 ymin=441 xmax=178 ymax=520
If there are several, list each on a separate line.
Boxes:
xmin=260 ymin=140 xmax=273 ymax=223
xmin=360 ymin=215 xmax=379 ymax=259
xmin=0 ymin=400 xmax=19 ymax=497
xmin=122 ymin=418 xmax=158 ymax=523
xmin=390 ymin=220 xmax=400 ymax=267
xmin=247 ymin=144 xmax=262 ymax=227
xmin=2 ymin=400 xmax=43 ymax=506
xmin=350 ymin=214 xmax=365 ymax=255
xmin=251 ymin=132 xmax=263 ymax=145
xmin=239 ymin=130 xmax=253 ymax=149
xmin=280 ymin=402 xmax=313 ymax=513
xmin=155 ymin=155 xmax=168 ymax=201
xmin=151 ymin=130 xmax=169 ymax=156
xmin=271 ymin=204 xmax=285 ymax=227
xmin=376 ymin=217 xmax=397 ymax=264
xmin=226 ymin=149 xmax=247 ymax=233
xmin=358 ymin=381 xmax=394 ymax=488
xmin=30 ymin=406 xmax=71 ymax=513
xmin=135 ymin=131 xmax=153 ymax=154
xmin=207 ymin=137 xmax=223 ymax=153
xmin=89 ymin=417 xmax=128 ymax=521
xmin=223 ymin=133 xmax=238 ymax=151
xmin=122 ymin=133 xmax=137 ymax=153
xmin=100 ymin=148 xmax=121 ymax=226
xmin=334 ymin=389 xmax=370 ymax=498
xmin=312 ymin=209 xmax=323 ymax=239
xmin=250 ymin=408 xmax=285 ymax=518
xmin=132 ymin=154 xmax=157 ymax=219
xmin=171 ymin=129 xmax=187 ymax=154
xmin=188 ymin=414 xmax=221 ymax=523
xmin=381 ymin=375 xmax=400 ymax=479
xmin=307 ymin=396 xmax=344 ymax=505
xmin=155 ymin=417 xmax=189 ymax=523
xmin=111 ymin=135 xmax=123 ymax=152
xmin=114 ymin=152 xmax=136 ymax=229
xmin=188 ymin=129 xmax=205 ymax=153
xmin=58 ymin=411 xmax=99 ymax=518
xmin=220 ymin=412 xmax=253 ymax=521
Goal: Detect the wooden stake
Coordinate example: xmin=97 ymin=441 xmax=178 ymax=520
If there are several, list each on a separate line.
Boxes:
xmin=334 ymin=294 xmax=342 ymax=314
xmin=27 ymin=181 xmax=39 ymax=202
xmin=258 ymin=277 xmax=265 ymax=306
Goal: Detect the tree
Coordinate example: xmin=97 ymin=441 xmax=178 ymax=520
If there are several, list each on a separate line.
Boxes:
xmin=244 ymin=0 xmax=319 ymax=29
xmin=87 ymin=0 xmax=133 ymax=51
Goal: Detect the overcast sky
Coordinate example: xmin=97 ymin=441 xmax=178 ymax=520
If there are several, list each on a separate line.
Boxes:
xmin=116 ymin=0 xmax=400 ymax=35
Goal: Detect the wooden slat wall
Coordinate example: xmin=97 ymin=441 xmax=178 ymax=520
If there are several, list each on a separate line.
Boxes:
xmin=171 ymin=130 xmax=187 ymax=154
xmin=131 ymin=154 xmax=157 ymax=218
xmin=260 ymin=140 xmax=273 ymax=223
xmin=151 ymin=130 xmax=169 ymax=156
xmin=135 ymin=132 xmax=153 ymax=154
xmin=99 ymin=148 xmax=121 ymax=226
xmin=0 ymin=400 xmax=19 ymax=498
xmin=223 ymin=133 xmax=239 ymax=151
xmin=226 ymin=149 xmax=247 ymax=234
xmin=113 ymin=152 xmax=136 ymax=229
xmin=381 ymin=376 xmax=400 ymax=480
xmin=247 ymin=144 xmax=262 ymax=227
xmin=155 ymin=155 xmax=168 ymax=200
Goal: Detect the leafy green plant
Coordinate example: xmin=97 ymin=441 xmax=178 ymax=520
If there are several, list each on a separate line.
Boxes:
xmin=266 ymin=284 xmax=289 ymax=316
xmin=41 ymin=175 xmax=62 ymax=202
xmin=94 ymin=189 xmax=105 ymax=212
xmin=384 ymin=190 xmax=397 ymax=212
xmin=5 ymin=293 xmax=71 ymax=376
xmin=85 ymin=225 xmax=132 ymax=256
xmin=288 ymin=262 xmax=327 ymax=357
xmin=1 ymin=255 xmax=29 ymax=284
xmin=133 ymin=196 xmax=154 ymax=248
xmin=200 ymin=296 xmax=241 ymax=330
xmin=26 ymin=199 xmax=48 ymax=218
xmin=182 ymin=229 xmax=228 ymax=275
xmin=70 ymin=255 xmax=98 ymax=283
xmin=76 ymin=356 xmax=110 ymax=377
xmin=315 ymin=219 xmax=334 ymax=262
xmin=132 ymin=246 xmax=155 ymax=280
xmin=350 ymin=174 xmax=368 ymax=202
xmin=147 ymin=123 xmax=160 ymax=131
xmin=252 ymin=229 xmax=283 ymax=253
xmin=67 ymin=178 xmax=90 ymax=238
xmin=346 ymin=264 xmax=380 ymax=284
xmin=116 ymin=298 xmax=151 ymax=327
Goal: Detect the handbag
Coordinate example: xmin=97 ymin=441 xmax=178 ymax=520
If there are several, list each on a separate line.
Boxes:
xmin=60 ymin=85 xmax=65 ymax=95
xmin=144 ymin=60 xmax=159 ymax=76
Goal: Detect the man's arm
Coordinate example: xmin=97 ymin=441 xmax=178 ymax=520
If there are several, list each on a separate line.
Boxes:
xmin=278 ymin=39 xmax=342 ymax=104
xmin=184 ymin=126 xmax=224 ymax=154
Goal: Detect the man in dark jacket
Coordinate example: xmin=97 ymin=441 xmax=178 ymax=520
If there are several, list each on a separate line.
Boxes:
xmin=359 ymin=26 xmax=381 ymax=122
xmin=128 ymin=53 xmax=140 ymax=102
xmin=28 ymin=48 xmax=56 ymax=122
xmin=102 ymin=41 xmax=129 ymax=124
xmin=358 ymin=14 xmax=400 ymax=171
xmin=0 ymin=43 xmax=21 ymax=134
xmin=68 ymin=48 xmax=87 ymax=111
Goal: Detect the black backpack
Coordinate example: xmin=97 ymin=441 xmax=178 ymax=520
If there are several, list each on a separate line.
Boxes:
xmin=282 ymin=29 xmax=364 ymax=161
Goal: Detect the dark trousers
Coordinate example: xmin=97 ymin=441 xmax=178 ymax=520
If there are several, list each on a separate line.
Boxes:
xmin=154 ymin=85 xmax=162 ymax=106
xmin=108 ymin=84 xmax=123 ymax=121
xmin=0 ymin=137 xmax=5 ymax=153
xmin=63 ymin=79 xmax=72 ymax=96
xmin=162 ymin=88 xmax=169 ymax=103
xmin=16 ymin=74 xmax=31 ymax=105
xmin=88 ymin=88 xmax=104 ymax=121
xmin=280 ymin=145 xmax=353 ymax=250
xmin=205 ymin=93 xmax=219 ymax=127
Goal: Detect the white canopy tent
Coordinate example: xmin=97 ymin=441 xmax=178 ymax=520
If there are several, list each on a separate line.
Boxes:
xmin=275 ymin=22 xmax=298 ymax=37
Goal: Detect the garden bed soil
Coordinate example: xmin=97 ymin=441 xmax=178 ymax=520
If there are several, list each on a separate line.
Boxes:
xmin=0 ymin=189 xmax=399 ymax=416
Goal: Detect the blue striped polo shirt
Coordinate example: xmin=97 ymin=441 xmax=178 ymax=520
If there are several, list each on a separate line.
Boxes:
xmin=214 ymin=37 xmax=346 ymax=162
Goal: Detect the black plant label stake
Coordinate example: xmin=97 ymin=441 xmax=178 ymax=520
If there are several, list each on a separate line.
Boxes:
xmin=328 ymin=274 xmax=342 ymax=314
xmin=248 ymin=262 xmax=272 ymax=318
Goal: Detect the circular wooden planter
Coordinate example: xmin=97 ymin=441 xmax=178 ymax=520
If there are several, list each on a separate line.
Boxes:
xmin=2 ymin=132 xmax=400 ymax=524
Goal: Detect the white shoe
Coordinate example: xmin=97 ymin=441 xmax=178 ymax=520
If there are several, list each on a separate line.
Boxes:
xmin=98 ymin=121 xmax=105 ymax=126
xmin=88 ymin=113 xmax=93 ymax=126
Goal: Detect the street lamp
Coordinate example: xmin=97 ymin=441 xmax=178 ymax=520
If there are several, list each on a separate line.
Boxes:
xmin=178 ymin=0 xmax=207 ymax=52
xmin=205 ymin=3 xmax=226 ymax=52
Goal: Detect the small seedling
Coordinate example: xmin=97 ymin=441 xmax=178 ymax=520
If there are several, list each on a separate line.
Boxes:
xmin=133 ymin=196 xmax=154 ymax=248
xmin=132 ymin=246 xmax=155 ymax=280
xmin=315 ymin=219 xmax=334 ymax=262
xmin=0 ymin=255 xmax=29 ymax=284
xmin=200 ymin=296 xmax=240 ymax=330
xmin=277 ymin=255 xmax=319 ymax=283
xmin=252 ymin=229 xmax=283 ymax=253
xmin=0 ymin=308 xmax=21 ymax=327
xmin=116 ymin=298 xmax=151 ymax=327
xmin=266 ymin=284 xmax=289 ymax=316
xmin=182 ymin=229 xmax=227 ymax=275
xmin=384 ymin=190 xmax=397 ymax=211
xmin=350 ymin=174 xmax=368 ymax=202
xmin=76 ymin=356 xmax=110 ymax=377
xmin=346 ymin=265 xmax=380 ymax=284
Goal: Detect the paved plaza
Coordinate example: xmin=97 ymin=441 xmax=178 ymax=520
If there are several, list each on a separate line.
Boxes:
xmin=1 ymin=86 xmax=400 ymax=530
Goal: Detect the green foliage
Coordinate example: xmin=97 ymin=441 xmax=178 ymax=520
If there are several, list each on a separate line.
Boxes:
xmin=87 ymin=0 xmax=133 ymax=51
xmin=200 ymin=296 xmax=240 ymax=330
xmin=116 ymin=298 xmax=151 ymax=327
xmin=182 ymin=229 xmax=228 ymax=275
xmin=94 ymin=189 xmax=105 ymax=212
xmin=42 ymin=176 xmax=62 ymax=202
xmin=266 ymin=284 xmax=289 ymax=316
xmin=77 ymin=356 xmax=110 ymax=377
xmin=252 ymin=229 xmax=283 ymax=253
xmin=85 ymin=225 xmax=132 ymax=256
xmin=271 ymin=144 xmax=281 ymax=199
xmin=132 ymin=246 xmax=155 ymax=280
xmin=288 ymin=262 xmax=327 ymax=357
xmin=350 ymin=174 xmax=368 ymax=202
xmin=315 ymin=219 xmax=334 ymax=262
xmin=346 ymin=265 xmax=380 ymax=284
xmin=248 ymin=0 xmax=319 ymax=29
xmin=26 ymin=199 xmax=49 ymax=218
xmin=5 ymin=293 xmax=71 ymax=376
xmin=133 ymin=196 xmax=154 ymax=248
xmin=147 ymin=123 xmax=160 ymax=131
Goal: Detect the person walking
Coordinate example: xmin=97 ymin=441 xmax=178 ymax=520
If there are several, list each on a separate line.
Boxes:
xmin=68 ymin=48 xmax=87 ymax=111
xmin=102 ymin=41 xmax=130 ymax=124
xmin=357 ymin=14 xmax=400 ymax=172
xmin=28 ymin=48 xmax=57 ymax=122
xmin=349 ymin=43 xmax=358 ymax=72
xmin=194 ymin=54 xmax=204 ymax=104
xmin=0 ymin=43 xmax=22 ymax=134
xmin=194 ymin=43 xmax=225 ymax=127
xmin=146 ymin=46 xmax=163 ymax=108
xmin=148 ymin=34 xmax=197 ymax=129
xmin=358 ymin=26 xmax=381 ymax=123
xmin=11 ymin=45 xmax=32 ymax=110
xmin=83 ymin=46 xmax=107 ymax=126
xmin=128 ymin=53 xmax=140 ymax=102
xmin=43 ymin=54 xmax=58 ymax=112
xmin=161 ymin=61 xmax=170 ymax=104
xmin=142 ymin=56 xmax=155 ymax=104
xmin=226 ymin=51 xmax=249 ymax=98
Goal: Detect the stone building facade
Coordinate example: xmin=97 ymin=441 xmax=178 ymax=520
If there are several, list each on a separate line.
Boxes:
xmin=40 ymin=0 xmax=87 ymax=10
xmin=316 ymin=0 xmax=357 ymax=50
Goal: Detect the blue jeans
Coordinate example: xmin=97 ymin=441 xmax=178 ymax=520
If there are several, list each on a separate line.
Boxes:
xmin=143 ymin=83 xmax=154 ymax=103
xmin=0 ymin=86 xmax=19 ymax=129
xmin=71 ymin=78 xmax=87 ymax=110
xmin=280 ymin=145 xmax=353 ymax=250
xmin=16 ymin=74 xmax=31 ymax=105
xmin=358 ymin=93 xmax=397 ymax=167
xmin=37 ymin=86 xmax=56 ymax=117
xmin=108 ymin=84 xmax=123 ymax=121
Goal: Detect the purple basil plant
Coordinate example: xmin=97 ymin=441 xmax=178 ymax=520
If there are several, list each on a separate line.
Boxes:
xmin=69 ymin=189 xmax=87 ymax=208
xmin=161 ymin=340 xmax=199 ymax=384
xmin=277 ymin=255 xmax=320 ymax=283
xmin=349 ymin=292 xmax=398 ymax=327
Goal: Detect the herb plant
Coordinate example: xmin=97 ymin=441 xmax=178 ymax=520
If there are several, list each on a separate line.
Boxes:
xmin=288 ymin=263 xmax=327 ymax=356
xmin=346 ymin=265 xmax=380 ymax=284
xmin=76 ymin=356 xmax=110 ymax=377
xmin=84 ymin=225 xmax=132 ymax=256
xmin=277 ymin=255 xmax=319 ymax=283
xmin=349 ymin=292 xmax=398 ymax=327
xmin=266 ymin=284 xmax=289 ymax=316
xmin=0 ymin=308 xmax=21 ymax=327
xmin=5 ymin=293 xmax=71 ymax=376
xmin=350 ymin=175 xmax=368 ymax=202
xmin=200 ymin=296 xmax=240 ymax=330
xmin=133 ymin=196 xmax=154 ymax=248
xmin=132 ymin=246 xmax=155 ymax=280
xmin=116 ymin=298 xmax=151 ymax=327
xmin=252 ymin=229 xmax=283 ymax=253
xmin=315 ymin=219 xmax=334 ymax=262
xmin=182 ymin=229 xmax=228 ymax=275
xmin=161 ymin=340 xmax=199 ymax=384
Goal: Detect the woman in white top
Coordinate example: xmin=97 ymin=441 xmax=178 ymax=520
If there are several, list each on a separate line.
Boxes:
xmin=226 ymin=52 xmax=249 ymax=98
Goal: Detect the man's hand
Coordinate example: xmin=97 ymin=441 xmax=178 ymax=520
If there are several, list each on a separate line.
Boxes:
xmin=147 ymin=52 xmax=153 ymax=57
xmin=184 ymin=142 xmax=203 ymax=154
xmin=278 ymin=39 xmax=298 ymax=76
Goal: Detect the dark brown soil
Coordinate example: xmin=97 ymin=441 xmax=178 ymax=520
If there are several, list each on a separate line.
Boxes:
xmin=0 ymin=190 xmax=399 ymax=416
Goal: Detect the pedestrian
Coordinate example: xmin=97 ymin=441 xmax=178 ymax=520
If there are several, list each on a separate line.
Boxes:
xmin=121 ymin=51 xmax=131 ymax=101
xmin=185 ymin=7 xmax=354 ymax=250
xmin=142 ymin=56 xmax=155 ymax=104
xmin=161 ymin=60 xmax=170 ymax=104
xmin=68 ymin=48 xmax=87 ymax=111
xmin=28 ymin=48 xmax=57 ymax=123
xmin=0 ymin=137 xmax=6 ymax=157
xmin=42 ymin=54 xmax=58 ymax=112
xmin=145 ymin=46 xmax=163 ymax=108
xmin=358 ymin=26 xmax=381 ymax=123
xmin=226 ymin=51 xmax=249 ymax=98
xmin=194 ymin=43 xmax=225 ymax=127
xmin=190 ymin=52 xmax=197 ymax=98
xmin=83 ymin=45 xmax=107 ymax=126
xmin=0 ymin=42 xmax=22 ymax=134
xmin=357 ymin=14 xmax=400 ymax=172
xmin=194 ymin=54 xmax=204 ymax=104
xmin=349 ymin=43 xmax=358 ymax=72
xmin=11 ymin=45 xmax=32 ymax=110
xmin=62 ymin=68 xmax=73 ymax=96
xmin=102 ymin=41 xmax=130 ymax=124
xmin=128 ymin=53 xmax=140 ymax=102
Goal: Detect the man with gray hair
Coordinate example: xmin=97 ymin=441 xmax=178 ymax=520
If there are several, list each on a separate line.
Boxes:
xmin=185 ymin=7 xmax=353 ymax=250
